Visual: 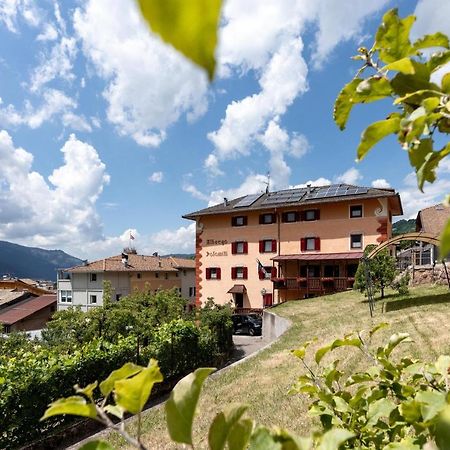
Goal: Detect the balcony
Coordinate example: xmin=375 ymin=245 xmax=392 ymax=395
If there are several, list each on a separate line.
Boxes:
xmin=272 ymin=277 xmax=355 ymax=293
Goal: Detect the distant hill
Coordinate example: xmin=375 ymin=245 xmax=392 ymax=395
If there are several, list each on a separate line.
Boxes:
xmin=392 ymin=219 xmax=416 ymax=236
xmin=0 ymin=241 xmax=82 ymax=281
xmin=164 ymin=253 xmax=195 ymax=260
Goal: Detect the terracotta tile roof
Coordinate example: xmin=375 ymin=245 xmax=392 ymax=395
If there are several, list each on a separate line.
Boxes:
xmin=272 ymin=252 xmax=364 ymax=261
xmin=0 ymin=290 xmax=31 ymax=307
xmin=0 ymin=294 xmax=56 ymax=325
xmin=416 ymin=204 xmax=450 ymax=236
xmin=67 ymin=254 xmax=180 ymax=273
xmin=183 ymin=184 xmax=403 ymax=219
xmin=168 ymin=257 xmax=195 ymax=269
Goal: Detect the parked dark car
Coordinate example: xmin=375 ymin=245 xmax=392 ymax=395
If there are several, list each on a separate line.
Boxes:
xmin=231 ymin=314 xmax=262 ymax=336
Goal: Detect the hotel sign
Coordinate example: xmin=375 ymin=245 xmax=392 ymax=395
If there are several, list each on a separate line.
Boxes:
xmin=206 ymin=251 xmax=228 ymax=257
xmin=206 ymin=239 xmax=228 ymax=245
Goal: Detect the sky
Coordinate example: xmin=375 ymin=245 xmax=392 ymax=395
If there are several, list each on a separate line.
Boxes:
xmin=0 ymin=0 xmax=449 ymax=260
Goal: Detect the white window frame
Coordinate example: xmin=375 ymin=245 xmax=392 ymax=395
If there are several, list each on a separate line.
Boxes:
xmin=306 ymin=237 xmax=316 ymax=251
xmin=263 ymin=240 xmax=273 ymax=252
xmin=60 ymin=290 xmax=72 ymax=303
xmin=349 ymin=204 xmax=363 ymax=218
xmin=90 ymin=273 xmax=97 ymax=282
xmin=210 ymin=268 xmax=219 ymax=279
xmin=350 ymin=233 xmax=363 ymax=249
xmin=89 ymin=294 xmax=97 ymax=304
xmin=235 ymin=241 xmax=245 ymax=254
xmin=235 ymin=267 xmax=245 ymax=279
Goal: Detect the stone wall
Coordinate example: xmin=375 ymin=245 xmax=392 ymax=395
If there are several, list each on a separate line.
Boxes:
xmin=408 ymin=264 xmax=450 ymax=286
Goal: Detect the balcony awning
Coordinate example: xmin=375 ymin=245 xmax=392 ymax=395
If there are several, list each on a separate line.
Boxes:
xmin=227 ymin=284 xmax=247 ymax=294
xmin=272 ymin=252 xmax=364 ymax=261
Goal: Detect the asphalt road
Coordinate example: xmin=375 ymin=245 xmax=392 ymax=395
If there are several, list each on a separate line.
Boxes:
xmin=229 ymin=334 xmax=269 ymax=364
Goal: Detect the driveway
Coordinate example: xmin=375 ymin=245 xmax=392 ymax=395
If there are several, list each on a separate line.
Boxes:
xmin=228 ymin=334 xmax=269 ymax=364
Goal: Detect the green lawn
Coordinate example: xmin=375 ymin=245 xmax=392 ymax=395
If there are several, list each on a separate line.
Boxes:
xmin=107 ymin=284 xmax=450 ymax=449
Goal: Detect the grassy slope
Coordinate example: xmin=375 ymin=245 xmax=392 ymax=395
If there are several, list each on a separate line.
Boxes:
xmin=109 ymin=285 xmax=450 ymax=449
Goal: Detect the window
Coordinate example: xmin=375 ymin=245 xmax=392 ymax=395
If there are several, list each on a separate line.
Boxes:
xmin=324 ymin=265 xmax=340 ymax=277
xmin=60 ymin=290 xmax=72 ymax=303
xmin=232 ymin=241 xmax=248 ymax=254
xmin=259 ymin=239 xmax=276 ymax=253
xmin=137 ymin=273 xmax=141 ymax=279
xmin=116 ymin=294 xmax=122 ymax=301
xmin=350 ymin=205 xmax=363 ymax=218
xmin=351 ymin=234 xmax=363 ymax=249
xmin=231 ymin=266 xmax=248 ymax=279
xmin=189 ymin=287 xmax=196 ymax=297
xmin=304 ymin=209 xmax=320 ymax=221
xmin=90 ymin=294 xmax=97 ymax=304
xmin=300 ymin=237 xmax=320 ymax=251
xmin=259 ymin=266 xmax=276 ymax=280
xmin=90 ymin=273 xmax=97 ymax=282
xmin=282 ymin=211 xmax=298 ymax=223
xmin=155 ymin=272 xmax=159 ymax=278
xmin=232 ymin=216 xmax=247 ymax=226
xmin=259 ymin=213 xmax=276 ymax=224
xmin=183 ymin=270 xmax=187 ymax=276
xmin=347 ymin=264 xmax=358 ymax=277
xmin=165 ymin=273 xmax=168 ymax=280
xmin=206 ymin=267 xmax=221 ymax=280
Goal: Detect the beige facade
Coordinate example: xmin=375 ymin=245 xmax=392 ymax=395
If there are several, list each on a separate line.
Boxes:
xmin=184 ymin=185 xmax=402 ymax=309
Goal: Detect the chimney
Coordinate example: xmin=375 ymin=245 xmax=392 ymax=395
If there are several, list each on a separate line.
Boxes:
xmin=121 ymin=252 xmax=129 ymax=267
xmin=152 ymin=252 xmax=158 ymax=257
xmin=224 ymin=197 xmax=229 ymax=206
xmin=306 ymin=183 xmax=311 ymax=195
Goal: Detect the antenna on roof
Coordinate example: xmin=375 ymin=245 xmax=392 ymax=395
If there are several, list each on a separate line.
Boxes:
xmin=264 ymin=172 xmax=270 ymax=194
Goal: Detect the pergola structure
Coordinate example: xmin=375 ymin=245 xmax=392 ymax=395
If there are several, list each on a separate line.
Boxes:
xmin=362 ymin=232 xmax=447 ymax=317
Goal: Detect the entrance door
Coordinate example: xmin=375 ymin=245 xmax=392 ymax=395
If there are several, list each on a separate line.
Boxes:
xmin=263 ymin=293 xmax=273 ymax=307
xmin=234 ymin=293 xmax=244 ymax=308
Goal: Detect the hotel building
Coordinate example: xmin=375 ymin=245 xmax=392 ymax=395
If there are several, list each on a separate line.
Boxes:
xmin=183 ymin=184 xmax=403 ymax=310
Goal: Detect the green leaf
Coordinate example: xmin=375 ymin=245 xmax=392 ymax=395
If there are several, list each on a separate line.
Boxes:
xmin=412 ymin=32 xmax=450 ymax=53
xmin=416 ymin=142 xmax=450 ymax=190
xmin=330 ymin=337 xmax=362 ymax=351
xmin=399 ymin=399 xmax=422 ymax=423
xmin=441 ymin=219 xmax=450 ymax=264
xmin=375 ymin=9 xmax=415 ymax=63
xmin=79 ymin=441 xmax=115 ymax=450
xmin=415 ymin=391 xmax=447 ymax=422
xmin=366 ymin=398 xmax=396 ymax=427
xmin=357 ymin=117 xmax=400 ymax=161
xmin=385 ymin=58 xmax=416 ymax=74
xmin=394 ymin=89 xmax=443 ymax=106
xmin=104 ymin=404 xmax=124 ymax=419
xmin=436 ymin=405 xmax=450 ymax=450
xmin=435 ymin=355 xmax=450 ymax=379
xmin=249 ymin=426 xmax=282 ymax=450
xmin=99 ymin=362 xmax=143 ymax=397
xmin=333 ymin=77 xmax=391 ymax=130
xmin=318 ymin=428 xmax=354 ymax=450
xmin=442 ymin=73 xmax=450 ymax=94
xmin=384 ymin=332 xmax=412 ymax=357
xmin=208 ymin=404 xmax=248 ymax=450
xmin=114 ymin=359 xmax=163 ymax=415
xmin=41 ymin=396 xmax=97 ymax=420
xmin=165 ymin=367 xmax=215 ymax=445
xmin=369 ymin=322 xmax=389 ymax=338
xmin=137 ymin=0 xmax=222 ymax=81
xmin=315 ymin=345 xmax=332 ymax=365
xmin=383 ymin=438 xmax=421 ymax=449
xmin=391 ymin=61 xmax=433 ymax=97
xmin=227 ymin=419 xmax=254 ymax=450
xmin=75 ymin=381 xmax=98 ymax=400
xmin=428 ymin=50 xmax=450 ymax=73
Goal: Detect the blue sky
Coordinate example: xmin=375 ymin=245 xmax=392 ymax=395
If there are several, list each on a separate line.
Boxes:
xmin=0 ymin=0 xmax=449 ymax=259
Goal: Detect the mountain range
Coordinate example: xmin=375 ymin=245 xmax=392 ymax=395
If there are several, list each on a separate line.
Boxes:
xmin=0 ymin=240 xmax=82 ymax=281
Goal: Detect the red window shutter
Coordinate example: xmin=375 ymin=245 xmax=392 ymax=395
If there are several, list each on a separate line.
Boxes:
xmin=281 ymin=212 xmax=287 ymax=223
xmin=231 ymin=217 xmax=236 ymax=226
xmin=299 ymin=211 xmax=305 ymax=221
xmin=259 ymin=269 xmax=264 ymax=280
xmin=271 ymin=266 xmax=277 ymax=278
xmin=272 ymin=240 xmax=277 ymax=252
xmin=315 ymin=209 xmax=320 ymax=220
xmin=259 ymin=240 xmax=264 ymax=252
xmin=272 ymin=214 xmax=277 ymax=224
xmin=243 ymin=241 xmax=248 ymax=254
xmin=259 ymin=215 xmax=264 ymax=224
xmin=315 ymin=237 xmax=321 ymax=251
xmin=217 ymin=268 xmax=221 ymax=280
xmin=231 ymin=267 xmax=236 ymax=279
xmin=300 ymin=238 xmax=306 ymax=252
xmin=206 ymin=268 xmax=211 ymax=279
xmin=231 ymin=242 xmax=237 ymax=254
xmin=243 ymin=267 xmax=248 ymax=279
xmin=243 ymin=216 xmax=248 ymax=226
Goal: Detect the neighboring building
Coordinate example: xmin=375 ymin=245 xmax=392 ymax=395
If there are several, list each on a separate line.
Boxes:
xmin=0 ymin=278 xmax=53 ymax=296
xmin=0 ymin=294 xmax=56 ymax=333
xmin=0 ymin=290 xmax=35 ymax=311
xmin=57 ymin=253 xmax=196 ymax=311
xmin=183 ymin=184 xmax=403 ymax=309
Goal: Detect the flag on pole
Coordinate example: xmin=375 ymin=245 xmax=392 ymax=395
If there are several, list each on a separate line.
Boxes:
xmin=256 ymin=259 xmax=267 ymax=278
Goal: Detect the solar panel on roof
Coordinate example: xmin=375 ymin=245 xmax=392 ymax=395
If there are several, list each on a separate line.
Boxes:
xmin=233 ymin=193 xmax=263 ymax=208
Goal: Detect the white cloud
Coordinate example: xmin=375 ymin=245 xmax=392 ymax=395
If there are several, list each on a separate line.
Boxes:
xmin=0 ymin=89 xmax=76 ymax=129
xmin=36 ymin=22 xmax=57 ymax=41
xmin=371 ymin=178 xmax=391 ymax=189
xmin=335 ymin=167 xmax=362 ymax=185
xmin=74 ymin=0 xmax=209 ymax=148
xmin=149 ymin=171 xmax=163 ymax=183
xmin=148 ymin=223 xmax=196 ymax=255
xmin=182 ymin=183 xmax=210 ymax=202
xmin=0 ymin=0 xmax=40 ymax=33
xmin=0 ymin=131 xmax=109 ymax=249
xmin=292 ymin=177 xmax=332 ymax=188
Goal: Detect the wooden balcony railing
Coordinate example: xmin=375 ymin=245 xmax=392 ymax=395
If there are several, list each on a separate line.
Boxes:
xmin=272 ymin=277 xmax=355 ymax=292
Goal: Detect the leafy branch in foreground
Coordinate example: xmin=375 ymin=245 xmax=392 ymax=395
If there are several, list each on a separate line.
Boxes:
xmin=291 ymin=323 xmax=450 ymax=448
xmin=334 ymin=8 xmax=450 ymax=256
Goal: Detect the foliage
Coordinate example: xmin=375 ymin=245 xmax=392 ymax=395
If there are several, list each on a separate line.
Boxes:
xmin=137 ymin=0 xmax=223 ymax=81
xmin=354 ymin=245 xmax=397 ymax=298
xmin=334 ymin=8 xmax=450 ymax=255
xmin=0 ymin=330 xmax=35 ymax=357
xmin=291 ymin=325 xmax=450 ymax=448
xmin=391 ymin=271 xmax=411 ymax=296
xmin=392 ymin=219 xmax=417 ymax=236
